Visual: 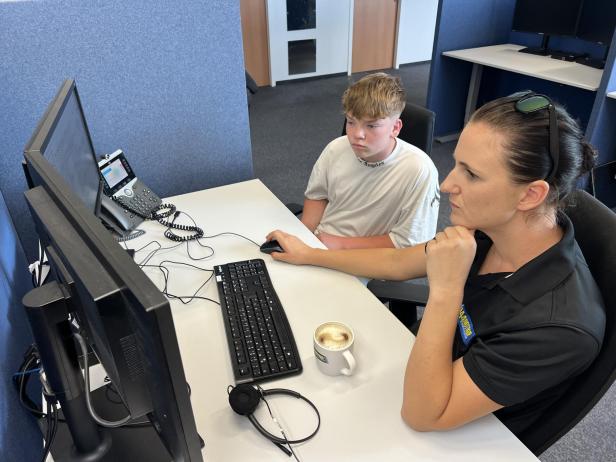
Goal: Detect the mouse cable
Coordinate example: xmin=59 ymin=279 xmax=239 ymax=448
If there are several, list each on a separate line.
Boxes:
xmin=199 ymin=231 xmax=260 ymax=247
xmin=178 ymin=210 xmax=261 ymax=248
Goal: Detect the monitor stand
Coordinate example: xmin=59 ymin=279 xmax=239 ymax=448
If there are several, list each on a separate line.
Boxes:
xmin=40 ymin=386 xmax=173 ymax=462
xmin=519 ymin=35 xmax=551 ymax=56
xmin=23 ymin=281 xmax=204 ymax=461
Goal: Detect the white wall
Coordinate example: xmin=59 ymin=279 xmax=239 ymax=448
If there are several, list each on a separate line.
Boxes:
xmin=395 ymin=0 xmax=439 ymax=66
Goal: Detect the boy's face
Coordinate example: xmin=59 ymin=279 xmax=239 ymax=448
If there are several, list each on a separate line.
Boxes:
xmin=345 ymin=113 xmax=402 ymax=163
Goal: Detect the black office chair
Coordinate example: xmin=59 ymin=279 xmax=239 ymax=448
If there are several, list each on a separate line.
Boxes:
xmin=371 ymin=190 xmax=616 ymax=454
xmin=286 ymin=101 xmax=436 ymax=216
xmin=367 ymin=277 xmax=428 ymax=329
xmin=519 ymin=190 xmax=616 ymax=454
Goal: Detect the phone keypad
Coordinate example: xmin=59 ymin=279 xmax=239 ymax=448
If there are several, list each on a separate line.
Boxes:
xmin=116 ymin=183 xmax=162 ymax=217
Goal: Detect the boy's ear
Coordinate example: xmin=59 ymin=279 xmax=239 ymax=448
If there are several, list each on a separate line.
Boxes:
xmin=391 ymin=118 xmax=402 ymax=138
xmin=517 ymin=180 xmax=550 ymax=211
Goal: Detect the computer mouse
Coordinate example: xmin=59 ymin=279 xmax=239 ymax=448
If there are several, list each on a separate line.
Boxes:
xmin=260 ymin=239 xmax=284 ymax=254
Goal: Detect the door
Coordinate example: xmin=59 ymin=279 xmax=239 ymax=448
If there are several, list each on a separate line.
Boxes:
xmin=267 ymin=0 xmax=352 ymax=85
xmin=240 ymin=0 xmax=271 ymax=87
xmin=352 ymin=0 xmax=399 ymax=73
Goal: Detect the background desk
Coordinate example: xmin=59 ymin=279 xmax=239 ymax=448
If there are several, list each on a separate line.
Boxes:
xmin=130 ymin=179 xmax=537 ymax=461
xmin=443 ymin=44 xmax=603 ymax=125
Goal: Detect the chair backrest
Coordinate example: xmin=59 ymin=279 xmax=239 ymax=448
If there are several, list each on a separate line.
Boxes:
xmin=518 ymin=189 xmax=616 ymax=455
xmin=341 ymin=101 xmax=436 ymax=155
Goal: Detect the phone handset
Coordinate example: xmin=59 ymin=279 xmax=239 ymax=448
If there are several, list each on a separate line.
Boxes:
xmin=98 ymin=149 xmax=163 ymax=233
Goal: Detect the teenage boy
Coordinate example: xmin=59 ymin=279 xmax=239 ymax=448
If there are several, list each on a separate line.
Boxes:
xmin=301 ymin=73 xmax=439 ymax=250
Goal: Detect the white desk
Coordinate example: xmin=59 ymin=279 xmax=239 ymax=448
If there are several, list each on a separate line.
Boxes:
xmin=443 ymin=44 xmax=603 ymax=125
xmin=130 ymin=179 xmax=538 ymax=461
xmin=608 ymin=91 xmax=616 ymax=100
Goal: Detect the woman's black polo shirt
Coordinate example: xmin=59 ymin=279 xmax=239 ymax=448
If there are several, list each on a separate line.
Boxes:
xmin=453 ymin=214 xmax=605 ymax=436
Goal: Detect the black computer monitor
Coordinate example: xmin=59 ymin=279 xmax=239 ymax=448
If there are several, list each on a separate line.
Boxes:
xmin=512 ymin=0 xmax=583 ymax=55
xmin=22 ymin=150 xmax=203 ymax=461
xmin=24 ymin=79 xmax=102 ymax=216
xmin=576 ymin=0 xmax=616 ymax=45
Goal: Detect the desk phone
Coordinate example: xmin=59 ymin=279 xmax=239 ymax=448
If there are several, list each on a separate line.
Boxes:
xmin=98 ymin=149 xmax=162 ymax=233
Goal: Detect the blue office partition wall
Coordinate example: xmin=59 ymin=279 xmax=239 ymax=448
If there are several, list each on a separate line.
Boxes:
xmin=586 ymin=37 xmax=616 ymax=165
xmin=426 ymin=0 xmax=516 ymax=137
xmin=0 ymin=189 xmax=41 ymax=462
xmin=0 ymin=1 xmax=253 ymax=260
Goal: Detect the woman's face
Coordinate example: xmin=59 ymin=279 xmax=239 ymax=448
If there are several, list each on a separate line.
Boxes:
xmin=440 ymin=122 xmax=528 ymax=232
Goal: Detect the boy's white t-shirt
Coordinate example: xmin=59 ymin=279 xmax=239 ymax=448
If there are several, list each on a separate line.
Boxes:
xmin=304 ymin=136 xmax=440 ymax=248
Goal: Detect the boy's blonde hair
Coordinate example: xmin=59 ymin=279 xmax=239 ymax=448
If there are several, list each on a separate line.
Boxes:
xmin=342 ymin=73 xmax=406 ymax=120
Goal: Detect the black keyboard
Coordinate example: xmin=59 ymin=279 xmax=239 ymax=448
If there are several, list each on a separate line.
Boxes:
xmin=214 ymin=259 xmax=302 ymax=383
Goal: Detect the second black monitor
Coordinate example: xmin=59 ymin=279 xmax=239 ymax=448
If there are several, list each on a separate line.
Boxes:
xmin=24 ymin=79 xmax=102 ymax=216
xmin=512 ymin=0 xmax=583 ymax=37
xmin=576 ymin=0 xmax=616 ymax=45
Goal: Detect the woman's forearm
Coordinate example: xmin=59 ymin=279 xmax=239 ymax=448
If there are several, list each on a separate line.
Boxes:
xmin=401 ymin=289 xmax=463 ymax=430
xmin=303 ymin=243 xmax=427 ymax=281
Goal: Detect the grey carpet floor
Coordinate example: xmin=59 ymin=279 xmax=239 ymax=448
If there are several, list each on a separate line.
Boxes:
xmin=248 ymin=62 xmax=615 ymax=461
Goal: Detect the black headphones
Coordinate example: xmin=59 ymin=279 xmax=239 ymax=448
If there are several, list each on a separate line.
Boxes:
xmin=228 ymin=384 xmax=320 ymax=455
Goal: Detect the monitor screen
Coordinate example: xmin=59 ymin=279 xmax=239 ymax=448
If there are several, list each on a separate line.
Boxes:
xmin=576 ymin=0 xmax=616 ymax=45
xmin=22 ymin=150 xmax=203 ymax=461
xmin=512 ymin=0 xmax=583 ymax=36
xmin=24 ymin=79 xmax=102 ymax=216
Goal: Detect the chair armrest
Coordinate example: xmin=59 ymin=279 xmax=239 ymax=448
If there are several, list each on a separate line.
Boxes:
xmin=367 ymin=279 xmax=429 ymax=305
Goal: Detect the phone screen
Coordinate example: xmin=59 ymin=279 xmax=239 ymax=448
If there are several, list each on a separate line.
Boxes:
xmin=101 ymin=158 xmax=129 ymax=189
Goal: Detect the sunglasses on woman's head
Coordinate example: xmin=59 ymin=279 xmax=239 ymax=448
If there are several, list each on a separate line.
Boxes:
xmin=509 ymin=90 xmax=559 ymax=182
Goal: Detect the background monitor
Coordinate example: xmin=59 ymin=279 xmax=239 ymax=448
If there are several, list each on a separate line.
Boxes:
xmin=512 ymin=0 xmax=583 ymax=36
xmin=24 ymin=79 xmax=102 ymax=217
xmin=22 ymin=150 xmax=203 ymax=460
xmin=576 ymin=0 xmax=616 ymax=45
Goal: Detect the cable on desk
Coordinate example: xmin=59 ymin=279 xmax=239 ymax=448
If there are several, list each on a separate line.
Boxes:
xmin=180 ymin=210 xmax=261 ymax=248
xmin=122 ymin=211 xmax=262 ymax=306
xmin=140 ymin=261 xmax=219 ymax=306
xmin=261 ymin=392 xmax=301 ymax=462
xmin=200 ymin=231 xmax=260 ymax=247
xmin=114 ymin=229 xmax=146 ymax=243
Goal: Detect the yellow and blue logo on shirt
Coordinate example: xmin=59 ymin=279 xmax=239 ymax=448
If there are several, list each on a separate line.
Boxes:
xmin=457 ymin=304 xmax=476 ymax=346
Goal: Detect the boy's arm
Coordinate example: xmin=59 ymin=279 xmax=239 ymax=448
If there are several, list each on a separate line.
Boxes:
xmin=318 ymin=232 xmax=395 ymax=250
xmin=300 ymin=198 xmax=328 ymax=232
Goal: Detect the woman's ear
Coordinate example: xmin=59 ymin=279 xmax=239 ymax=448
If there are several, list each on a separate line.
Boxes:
xmin=517 ymin=180 xmax=550 ymax=211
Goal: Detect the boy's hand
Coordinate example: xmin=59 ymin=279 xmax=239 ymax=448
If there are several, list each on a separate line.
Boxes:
xmin=265 ymin=230 xmax=315 ymax=265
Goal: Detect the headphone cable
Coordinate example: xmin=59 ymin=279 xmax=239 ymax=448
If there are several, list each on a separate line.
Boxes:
xmin=260 ymin=393 xmax=300 ymax=461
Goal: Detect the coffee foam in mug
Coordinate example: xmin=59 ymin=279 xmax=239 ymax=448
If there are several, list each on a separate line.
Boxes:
xmin=316 ymin=324 xmax=353 ymax=350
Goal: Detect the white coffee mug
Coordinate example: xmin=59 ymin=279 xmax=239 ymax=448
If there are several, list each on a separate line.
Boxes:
xmin=313 ymin=321 xmax=356 ymax=376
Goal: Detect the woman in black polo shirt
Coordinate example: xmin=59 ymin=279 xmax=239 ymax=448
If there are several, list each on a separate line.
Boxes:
xmin=265 ymin=92 xmax=605 ymax=438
